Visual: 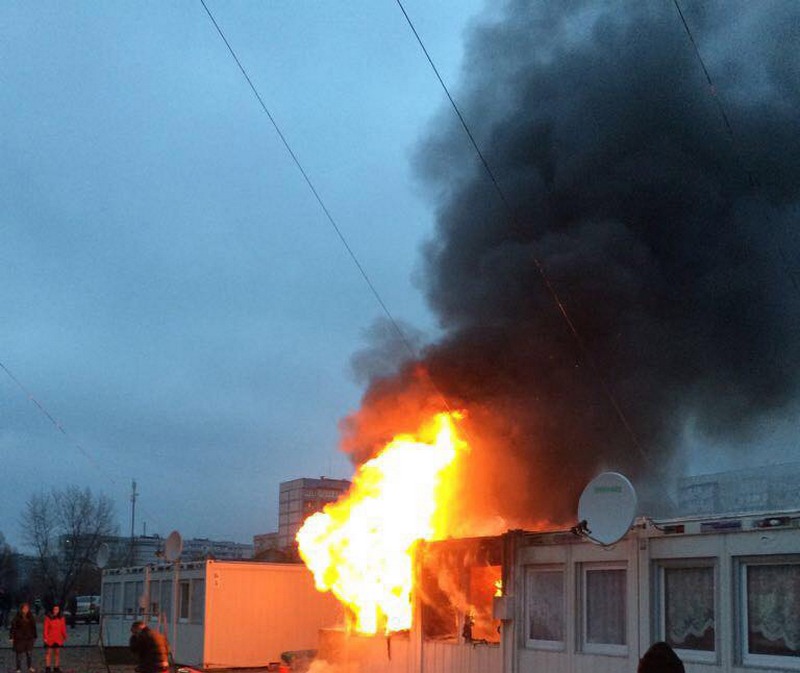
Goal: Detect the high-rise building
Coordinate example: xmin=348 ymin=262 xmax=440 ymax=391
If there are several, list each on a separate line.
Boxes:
xmin=277 ymin=477 xmax=351 ymax=552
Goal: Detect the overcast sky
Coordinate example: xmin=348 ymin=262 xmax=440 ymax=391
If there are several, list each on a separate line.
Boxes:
xmin=3 ymin=2 xmax=798 ymax=551
xmin=1 ymin=0 xmax=488 ymax=548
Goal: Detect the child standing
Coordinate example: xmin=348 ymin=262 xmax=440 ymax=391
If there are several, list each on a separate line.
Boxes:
xmin=43 ymin=605 xmax=67 ymax=673
xmin=10 ymin=602 xmax=37 ymax=673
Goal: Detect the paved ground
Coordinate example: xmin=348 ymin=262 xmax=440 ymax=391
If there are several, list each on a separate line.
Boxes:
xmin=0 ymin=644 xmax=134 ymax=673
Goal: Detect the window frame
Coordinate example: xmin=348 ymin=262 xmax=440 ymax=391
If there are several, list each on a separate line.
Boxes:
xmin=123 ymin=581 xmax=137 ymax=619
xmin=579 ymin=562 xmax=628 ymax=657
xmin=524 ymin=564 xmax=566 ymax=651
xmin=190 ymin=579 xmax=205 ymax=625
xmin=178 ymin=580 xmax=190 ymax=622
xmin=654 ymin=558 xmax=718 ymax=665
xmin=736 ymin=555 xmax=800 ymax=671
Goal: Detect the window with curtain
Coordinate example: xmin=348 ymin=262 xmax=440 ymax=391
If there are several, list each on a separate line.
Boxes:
xmin=526 ymin=567 xmax=565 ymax=647
xmin=744 ymin=562 xmax=800 ymax=660
xmin=664 ymin=566 xmax=715 ymax=652
xmin=583 ymin=566 xmax=627 ymax=652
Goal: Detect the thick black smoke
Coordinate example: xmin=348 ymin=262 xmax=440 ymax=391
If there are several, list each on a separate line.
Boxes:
xmin=347 ymin=1 xmax=800 ymax=526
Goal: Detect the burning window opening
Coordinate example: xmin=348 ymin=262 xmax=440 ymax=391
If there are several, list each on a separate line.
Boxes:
xmin=418 ymin=537 xmax=503 ymax=645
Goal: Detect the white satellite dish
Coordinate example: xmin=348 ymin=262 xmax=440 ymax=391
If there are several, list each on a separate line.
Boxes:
xmin=164 ymin=530 xmax=183 ymax=562
xmin=577 ymin=472 xmax=637 ymax=546
xmin=96 ymin=543 xmax=110 ymax=569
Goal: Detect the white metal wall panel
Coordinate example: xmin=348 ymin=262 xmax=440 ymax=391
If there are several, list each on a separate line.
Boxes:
xmin=421 ymin=642 xmax=500 ymax=673
xmin=203 ymin=561 xmax=342 ymax=668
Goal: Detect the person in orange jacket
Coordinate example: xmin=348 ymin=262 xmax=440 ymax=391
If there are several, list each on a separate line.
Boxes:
xmin=43 ymin=605 xmax=67 ymax=673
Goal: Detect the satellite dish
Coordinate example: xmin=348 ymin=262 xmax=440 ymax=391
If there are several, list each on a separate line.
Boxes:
xmin=96 ymin=543 xmax=110 ymax=569
xmin=164 ymin=530 xmax=183 ymax=562
xmin=577 ymin=472 xmax=637 ymax=546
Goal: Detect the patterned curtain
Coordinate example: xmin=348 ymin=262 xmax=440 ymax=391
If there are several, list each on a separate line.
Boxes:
xmin=747 ymin=564 xmax=800 ymax=656
xmin=665 ymin=566 xmax=714 ymax=650
xmin=586 ymin=568 xmax=626 ymax=645
xmin=527 ymin=569 xmax=564 ymax=642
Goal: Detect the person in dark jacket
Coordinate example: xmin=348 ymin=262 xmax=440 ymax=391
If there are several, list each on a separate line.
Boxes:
xmin=129 ymin=621 xmax=170 ymax=673
xmin=10 ymin=602 xmax=38 ymax=673
xmin=43 ymin=605 xmax=67 ymax=673
xmin=638 ymin=641 xmax=685 ymax=673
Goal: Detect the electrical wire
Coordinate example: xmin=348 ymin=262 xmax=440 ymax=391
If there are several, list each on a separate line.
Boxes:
xmin=197 ymin=1 xmax=463 ymax=419
xmin=198 ymin=0 xmax=419 ymax=365
xmin=671 ymin=0 xmax=800 ymax=297
xmin=393 ymin=0 xmax=650 ymax=464
xmin=0 ymin=359 xmax=164 ymax=532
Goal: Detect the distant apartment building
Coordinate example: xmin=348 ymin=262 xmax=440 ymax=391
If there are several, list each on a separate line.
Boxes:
xmin=677 ymin=462 xmax=800 ymax=516
xmin=277 ymin=477 xmax=351 ymax=552
xmin=115 ymin=535 xmax=253 ymax=566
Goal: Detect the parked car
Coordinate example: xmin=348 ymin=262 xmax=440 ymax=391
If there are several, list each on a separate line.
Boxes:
xmin=70 ymin=595 xmax=100 ymax=625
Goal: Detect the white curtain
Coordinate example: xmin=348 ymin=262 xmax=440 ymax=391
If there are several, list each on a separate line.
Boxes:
xmin=665 ymin=567 xmax=714 ymax=650
xmin=586 ymin=569 xmax=626 ymax=645
xmin=527 ymin=569 xmax=564 ymax=642
xmin=747 ymin=564 xmax=800 ymax=656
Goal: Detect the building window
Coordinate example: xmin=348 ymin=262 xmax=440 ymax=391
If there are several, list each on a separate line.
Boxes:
xmin=160 ymin=580 xmax=173 ymax=621
xmin=581 ymin=565 xmax=627 ymax=655
xmin=149 ymin=580 xmax=160 ymax=617
xmin=123 ymin=581 xmax=137 ymax=618
xmin=657 ymin=562 xmax=715 ymax=661
xmin=739 ymin=558 xmax=800 ymax=668
xmin=103 ymin=582 xmax=120 ymax=615
xmin=467 ymin=565 xmax=501 ymax=643
xmin=525 ymin=566 xmax=565 ymax=650
xmin=135 ymin=580 xmax=144 ymax=615
xmin=190 ymin=579 xmax=205 ymax=624
xmin=179 ymin=581 xmax=190 ymax=621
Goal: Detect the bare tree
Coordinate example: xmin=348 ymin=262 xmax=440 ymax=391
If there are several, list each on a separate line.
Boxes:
xmin=21 ymin=486 xmax=117 ymax=605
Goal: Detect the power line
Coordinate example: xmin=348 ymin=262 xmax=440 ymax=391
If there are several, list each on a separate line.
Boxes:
xmin=671 ymin=0 xmax=800 ymax=298
xmin=393 ymin=0 xmax=649 ymax=464
xmin=0 ymin=359 xmax=163 ymax=532
xmin=198 ymin=0 xmax=419 ymax=365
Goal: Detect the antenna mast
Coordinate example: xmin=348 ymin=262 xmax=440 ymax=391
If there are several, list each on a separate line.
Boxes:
xmin=129 ymin=479 xmax=139 ymax=564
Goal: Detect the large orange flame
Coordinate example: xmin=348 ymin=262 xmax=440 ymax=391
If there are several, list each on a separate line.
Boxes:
xmin=296 ymin=412 xmax=466 ymax=635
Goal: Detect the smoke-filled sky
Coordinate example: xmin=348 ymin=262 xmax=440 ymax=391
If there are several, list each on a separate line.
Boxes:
xmin=3 ymin=1 xmax=798 ymax=548
xmin=344 ymin=1 xmax=800 ymax=528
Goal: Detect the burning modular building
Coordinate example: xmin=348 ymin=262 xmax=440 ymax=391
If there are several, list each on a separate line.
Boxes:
xmin=100 ymin=560 xmax=342 ymax=668
xmin=319 ymin=509 xmax=800 ymax=673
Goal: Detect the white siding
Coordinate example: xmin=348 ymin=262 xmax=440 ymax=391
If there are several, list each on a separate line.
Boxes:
xmin=203 ymin=561 xmax=342 ymax=668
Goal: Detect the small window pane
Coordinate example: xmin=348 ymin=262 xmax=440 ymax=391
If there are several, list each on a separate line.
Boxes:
xmin=102 ymin=583 xmax=120 ymax=615
xmin=747 ymin=564 xmax=800 ymax=658
xmin=527 ymin=569 xmax=564 ymax=643
xmin=190 ymin=579 xmax=205 ymax=624
xmin=160 ymin=580 xmax=172 ymax=620
xmin=179 ymin=581 xmax=190 ymax=620
xmin=123 ymin=582 xmax=136 ymax=617
xmin=586 ymin=569 xmax=626 ymax=645
xmin=135 ymin=580 xmax=144 ymax=615
xmin=149 ymin=580 xmax=160 ymax=616
xmin=665 ymin=567 xmax=715 ymax=651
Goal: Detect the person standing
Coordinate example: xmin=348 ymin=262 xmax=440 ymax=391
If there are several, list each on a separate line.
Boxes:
xmin=9 ymin=602 xmax=38 ymax=673
xmin=638 ymin=641 xmax=685 ymax=673
xmin=43 ymin=605 xmax=67 ymax=673
xmin=129 ymin=621 xmax=170 ymax=673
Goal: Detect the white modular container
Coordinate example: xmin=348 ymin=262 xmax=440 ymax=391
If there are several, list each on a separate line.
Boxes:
xmin=101 ymin=560 xmax=342 ymax=669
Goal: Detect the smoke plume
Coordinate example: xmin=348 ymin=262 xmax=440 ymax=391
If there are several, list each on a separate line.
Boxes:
xmin=345 ymin=1 xmax=800 ymax=527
